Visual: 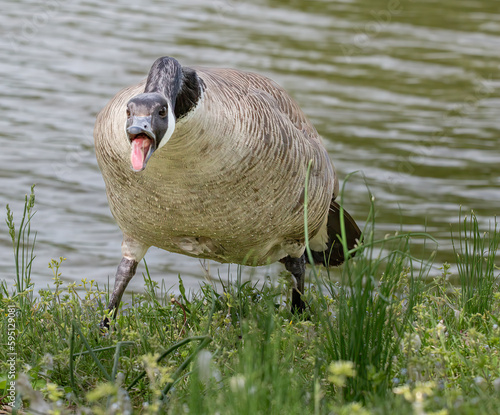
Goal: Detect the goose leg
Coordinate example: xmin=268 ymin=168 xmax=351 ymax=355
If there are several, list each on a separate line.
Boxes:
xmin=282 ymin=254 xmax=306 ymax=313
xmin=101 ymin=235 xmax=148 ymax=329
xmin=108 ymin=257 xmax=138 ymax=316
xmin=101 ymin=257 xmax=138 ymax=329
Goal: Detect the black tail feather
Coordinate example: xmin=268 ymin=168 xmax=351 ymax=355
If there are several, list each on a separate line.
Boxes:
xmin=307 ymin=199 xmax=361 ymax=267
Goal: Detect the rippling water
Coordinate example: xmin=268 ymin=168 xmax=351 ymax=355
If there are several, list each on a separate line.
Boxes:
xmin=1 ymin=0 xmax=499 ymax=293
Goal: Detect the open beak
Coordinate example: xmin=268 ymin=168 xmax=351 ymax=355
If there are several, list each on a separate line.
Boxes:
xmin=127 ymin=116 xmax=156 ymax=172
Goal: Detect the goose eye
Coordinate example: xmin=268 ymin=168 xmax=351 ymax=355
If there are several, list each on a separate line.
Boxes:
xmin=126 ymin=109 xmax=131 ymax=118
xmin=159 ymin=106 xmax=167 ymax=118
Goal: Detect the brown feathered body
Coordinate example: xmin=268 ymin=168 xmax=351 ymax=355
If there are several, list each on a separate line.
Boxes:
xmin=94 ymin=67 xmax=337 ymax=266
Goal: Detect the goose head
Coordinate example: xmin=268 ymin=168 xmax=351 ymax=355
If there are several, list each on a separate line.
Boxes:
xmin=125 ymin=56 xmax=193 ymax=172
xmin=126 ymin=92 xmax=175 ymax=172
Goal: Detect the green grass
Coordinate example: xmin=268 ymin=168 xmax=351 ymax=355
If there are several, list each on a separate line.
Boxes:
xmin=1 ymin=189 xmax=499 ymax=415
xmin=452 ymin=210 xmax=499 ymax=317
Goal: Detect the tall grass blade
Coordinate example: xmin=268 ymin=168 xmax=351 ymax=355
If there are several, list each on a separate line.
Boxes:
xmin=127 ymin=335 xmax=211 ymax=391
xmin=73 ymin=321 xmax=111 ymax=381
xmin=161 ymin=336 xmax=212 ymax=399
xmin=69 ymin=321 xmax=78 ymax=399
xmin=452 ymin=211 xmax=499 ymax=316
xmin=312 ymin=178 xmax=433 ymax=402
xmin=5 ymin=185 xmax=37 ymax=308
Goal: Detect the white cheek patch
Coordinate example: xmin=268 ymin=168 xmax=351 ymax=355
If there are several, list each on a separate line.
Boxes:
xmin=158 ymin=105 xmax=176 ymax=149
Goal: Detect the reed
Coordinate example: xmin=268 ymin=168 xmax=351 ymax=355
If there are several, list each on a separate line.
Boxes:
xmin=452 ymin=210 xmax=499 ymax=317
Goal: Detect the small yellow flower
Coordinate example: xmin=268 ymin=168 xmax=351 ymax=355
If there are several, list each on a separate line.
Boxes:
xmin=337 ymin=403 xmax=371 ymax=415
xmin=45 ymin=382 xmax=63 ymax=402
xmin=393 ymin=381 xmax=435 ymax=403
xmin=328 ymin=360 xmax=356 ymax=387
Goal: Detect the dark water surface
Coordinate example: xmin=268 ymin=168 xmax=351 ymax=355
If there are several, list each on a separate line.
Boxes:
xmin=1 ymin=0 xmax=499 ymax=293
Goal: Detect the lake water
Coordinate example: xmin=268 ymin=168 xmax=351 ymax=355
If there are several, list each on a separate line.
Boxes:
xmin=1 ymin=0 xmax=499 ymax=294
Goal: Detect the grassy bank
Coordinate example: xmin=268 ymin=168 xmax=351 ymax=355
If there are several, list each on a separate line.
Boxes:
xmin=1 ymin=188 xmax=499 ymax=414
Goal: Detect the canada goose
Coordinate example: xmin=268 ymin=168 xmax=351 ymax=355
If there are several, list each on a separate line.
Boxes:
xmin=94 ymin=56 xmax=361 ymax=322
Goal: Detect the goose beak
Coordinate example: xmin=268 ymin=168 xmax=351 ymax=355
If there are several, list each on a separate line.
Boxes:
xmin=127 ymin=116 xmax=156 ymax=172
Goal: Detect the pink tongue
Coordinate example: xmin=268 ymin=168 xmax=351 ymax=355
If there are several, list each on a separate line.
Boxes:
xmin=131 ymin=137 xmax=152 ymax=171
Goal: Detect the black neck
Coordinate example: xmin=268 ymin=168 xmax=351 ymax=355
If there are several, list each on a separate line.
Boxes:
xmin=175 ymin=67 xmax=204 ymax=120
xmin=144 ymin=56 xmax=203 ymax=120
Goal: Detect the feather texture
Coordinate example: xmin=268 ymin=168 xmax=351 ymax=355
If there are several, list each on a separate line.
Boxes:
xmin=94 ymin=65 xmax=338 ymax=266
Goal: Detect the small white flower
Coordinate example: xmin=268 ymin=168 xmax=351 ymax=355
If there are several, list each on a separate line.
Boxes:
xmin=474 ymin=376 xmax=487 ymax=390
xmin=42 ymin=353 xmax=54 ymax=370
xmin=230 ymin=375 xmax=246 ymax=393
xmin=197 ymin=350 xmax=213 ymax=383
xmin=436 ymin=321 xmax=446 ymax=338
xmin=493 ymin=378 xmax=500 ymax=392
